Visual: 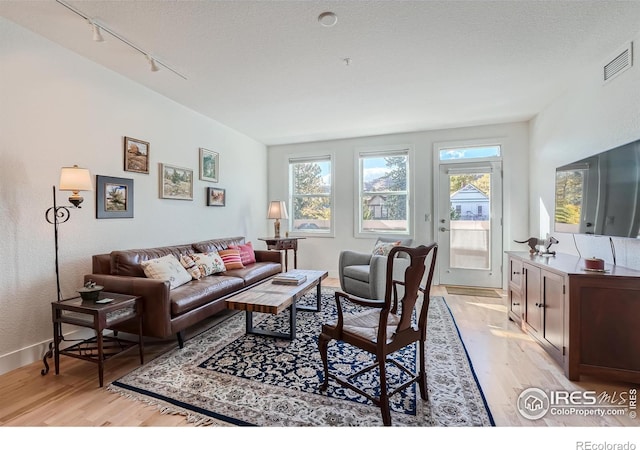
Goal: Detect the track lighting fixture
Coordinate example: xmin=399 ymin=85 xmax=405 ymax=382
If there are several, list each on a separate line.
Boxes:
xmin=55 ymin=0 xmax=186 ymax=80
xmin=91 ymin=22 xmax=104 ymax=42
xmin=147 ymin=56 xmax=160 ymax=72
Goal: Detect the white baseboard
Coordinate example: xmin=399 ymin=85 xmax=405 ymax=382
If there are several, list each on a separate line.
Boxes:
xmin=0 ymin=328 xmax=98 ymax=377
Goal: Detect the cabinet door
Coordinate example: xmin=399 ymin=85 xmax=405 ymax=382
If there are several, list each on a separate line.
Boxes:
xmin=542 ymin=270 xmax=564 ymax=354
xmin=524 ymin=263 xmax=542 ymax=334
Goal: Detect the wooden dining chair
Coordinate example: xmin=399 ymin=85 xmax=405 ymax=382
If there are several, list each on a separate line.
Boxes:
xmin=318 ymin=243 xmax=438 ymax=426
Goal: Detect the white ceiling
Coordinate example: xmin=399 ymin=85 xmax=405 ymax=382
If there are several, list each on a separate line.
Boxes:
xmin=2 ymin=1 xmax=640 ymax=146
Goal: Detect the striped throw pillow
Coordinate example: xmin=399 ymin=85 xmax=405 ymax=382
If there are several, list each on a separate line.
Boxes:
xmin=218 ymin=248 xmax=245 ymax=270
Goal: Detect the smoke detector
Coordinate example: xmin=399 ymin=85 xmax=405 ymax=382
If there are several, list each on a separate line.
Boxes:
xmin=318 ymin=12 xmax=338 ymax=27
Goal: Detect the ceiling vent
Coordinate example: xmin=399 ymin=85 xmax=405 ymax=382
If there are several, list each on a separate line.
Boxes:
xmin=603 ymin=42 xmax=633 ymax=83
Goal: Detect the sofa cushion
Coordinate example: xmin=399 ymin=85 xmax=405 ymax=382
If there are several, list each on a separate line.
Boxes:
xmin=170 ymin=275 xmax=244 ymax=316
xmin=110 ymin=244 xmax=194 ymax=277
xmin=190 ymin=252 xmax=226 ymax=276
xmin=228 ymin=241 xmax=257 ymax=265
xmin=219 ymin=248 xmax=245 ymax=270
xmin=191 ymin=236 xmax=245 ymax=253
xmin=343 ymin=265 xmax=371 ymax=283
xmin=141 ymin=254 xmax=192 ymax=289
xmin=223 ymin=261 xmax=282 ymax=285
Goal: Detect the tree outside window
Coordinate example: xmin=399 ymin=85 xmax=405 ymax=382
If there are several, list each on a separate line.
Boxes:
xmin=359 ymin=151 xmax=409 ymax=233
xmin=289 ymin=157 xmax=332 ymax=233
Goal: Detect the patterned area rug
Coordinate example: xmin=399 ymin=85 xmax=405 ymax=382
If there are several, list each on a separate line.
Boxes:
xmin=108 ymin=289 xmax=494 ymax=426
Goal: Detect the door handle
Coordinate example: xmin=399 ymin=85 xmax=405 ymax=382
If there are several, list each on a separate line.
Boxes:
xmin=439 ymin=227 xmax=450 ymax=232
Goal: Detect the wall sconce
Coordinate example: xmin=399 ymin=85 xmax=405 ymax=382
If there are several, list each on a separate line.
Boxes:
xmin=46 ymin=165 xmax=93 ymax=301
xmin=267 ymin=201 xmax=288 ymax=238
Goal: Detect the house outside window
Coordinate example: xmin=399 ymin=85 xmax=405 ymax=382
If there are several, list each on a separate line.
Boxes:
xmin=357 ymin=148 xmax=410 ymax=235
xmin=289 ymin=155 xmax=332 ymax=234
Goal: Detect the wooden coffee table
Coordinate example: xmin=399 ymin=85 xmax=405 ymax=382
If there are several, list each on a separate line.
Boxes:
xmin=225 ymin=269 xmax=328 ymax=340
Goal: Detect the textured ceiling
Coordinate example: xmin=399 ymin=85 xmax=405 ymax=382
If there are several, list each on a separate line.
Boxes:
xmin=2 ymin=1 xmax=640 ymax=145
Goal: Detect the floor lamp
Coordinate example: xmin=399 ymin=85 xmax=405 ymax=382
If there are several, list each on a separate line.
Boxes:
xmin=45 ymin=165 xmax=92 ymax=301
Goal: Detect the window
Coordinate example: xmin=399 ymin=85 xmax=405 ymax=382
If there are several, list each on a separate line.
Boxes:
xmin=439 ymin=145 xmax=501 ymax=161
xmin=289 ymin=155 xmax=332 ymax=234
xmin=358 ymin=149 xmax=409 ymax=234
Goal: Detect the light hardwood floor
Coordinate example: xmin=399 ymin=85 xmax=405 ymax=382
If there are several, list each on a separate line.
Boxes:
xmin=0 ymin=278 xmax=637 ymax=428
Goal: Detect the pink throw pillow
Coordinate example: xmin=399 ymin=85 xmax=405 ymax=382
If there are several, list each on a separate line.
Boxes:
xmin=229 ymin=242 xmax=257 ymax=266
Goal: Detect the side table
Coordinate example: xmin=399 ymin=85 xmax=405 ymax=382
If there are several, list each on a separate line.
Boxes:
xmin=258 ymin=237 xmax=306 ymax=272
xmin=41 ymin=292 xmax=143 ymax=387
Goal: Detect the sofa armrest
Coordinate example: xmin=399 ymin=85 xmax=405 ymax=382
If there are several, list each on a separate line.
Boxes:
xmin=254 ymin=250 xmax=282 ymax=265
xmin=369 ymin=255 xmax=410 ymax=299
xmin=339 ymin=250 xmax=373 ymax=267
xmin=339 ymin=250 xmax=373 ymax=292
xmin=83 ymin=274 xmax=172 ymax=338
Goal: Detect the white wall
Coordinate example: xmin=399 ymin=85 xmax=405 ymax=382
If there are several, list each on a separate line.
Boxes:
xmin=529 ymin=31 xmax=640 ymax=269
xmin=267 ymin=122 xmax=529 ymax=281
xmin=0 ymin=18 xmax=268 ymax=375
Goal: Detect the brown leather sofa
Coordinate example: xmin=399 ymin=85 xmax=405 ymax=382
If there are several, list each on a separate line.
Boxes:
xmin=84 ymin=236 xmax=282 ymax=348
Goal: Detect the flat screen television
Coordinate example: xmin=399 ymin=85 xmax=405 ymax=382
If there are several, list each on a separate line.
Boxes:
xmin=554 ymin=138 xmax=640 ymax=238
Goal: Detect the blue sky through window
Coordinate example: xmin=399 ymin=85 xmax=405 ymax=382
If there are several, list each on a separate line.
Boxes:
xmin=440 ymin=146 xmax=501 ymax=160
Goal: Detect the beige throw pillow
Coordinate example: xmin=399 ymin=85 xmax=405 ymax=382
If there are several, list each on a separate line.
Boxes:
xmin=189 ymin=252 xmax=226 ymax=276
xmin=141 ymin=254 xmax=192 ymax=289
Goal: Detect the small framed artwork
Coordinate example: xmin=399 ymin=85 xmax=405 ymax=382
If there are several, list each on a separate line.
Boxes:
xmin=124 ymin=136 xmax=150 ymax=174
xmin=199 ymin=148 xmax=219 ymax=182
xmin=96 ymin=175 xmax=134 ymax=219
xmin=207 ymin=187 xmax=226 ymax=206
xmin=160 ymin=163 xmax=193 ymax=200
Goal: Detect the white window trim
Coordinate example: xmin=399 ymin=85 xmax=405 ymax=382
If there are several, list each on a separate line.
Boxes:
xmin=287 ymin=152 xmax=335 ymax=238
xmin=353 ymin=144 xmax=414 ymax=239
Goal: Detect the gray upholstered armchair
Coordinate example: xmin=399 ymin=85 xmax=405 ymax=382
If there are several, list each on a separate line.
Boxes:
xmin=338 ymin=238 xmax=413 ymax=299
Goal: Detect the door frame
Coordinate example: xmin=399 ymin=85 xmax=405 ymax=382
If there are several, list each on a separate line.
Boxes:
xmin=433 ymin=139 xmax=504 ymax=288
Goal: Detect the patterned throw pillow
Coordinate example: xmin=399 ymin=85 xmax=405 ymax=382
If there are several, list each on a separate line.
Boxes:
xmin=179 ymin=255 xmax=203 ymax=280
xmin=228 ymin=242 xmax=256 ymax=266
xmin=218 ymin=248 xmax=245 ymax=270
xmin=140 ymin=254 xmax=192 ymax=289
xmin=372 ymin=240 xmax=401 ymax=256
xmin=189 ymin=252 xmax=226 ymax=276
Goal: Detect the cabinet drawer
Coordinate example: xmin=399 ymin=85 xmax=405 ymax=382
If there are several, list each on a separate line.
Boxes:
xmin=509 ymin=258 xmax=523 ymax=290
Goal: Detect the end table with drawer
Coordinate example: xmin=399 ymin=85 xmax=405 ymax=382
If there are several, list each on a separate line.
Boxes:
xmin=258 ymin=236 xmax=305 ymax=272
xmin=42 ymin=292 xmax=144 ymax=387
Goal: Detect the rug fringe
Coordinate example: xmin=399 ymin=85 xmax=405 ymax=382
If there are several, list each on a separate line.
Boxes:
xmin=107 ymin=384 xmax=231 ymax=426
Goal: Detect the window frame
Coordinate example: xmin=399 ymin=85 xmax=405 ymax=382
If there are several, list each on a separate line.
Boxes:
xmin=287 ymin=153 xmax=335 ymax=237
xmin=354 ymin=145 xmax=413 ymax=238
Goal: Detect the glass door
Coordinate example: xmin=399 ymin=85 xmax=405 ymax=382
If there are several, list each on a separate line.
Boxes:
xmin=436 ymin=161 xmax=503 ymax=288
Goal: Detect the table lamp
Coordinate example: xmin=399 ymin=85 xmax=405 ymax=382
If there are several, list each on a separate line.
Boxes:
xmin=267 ymin=200 xmax=288 ymax=238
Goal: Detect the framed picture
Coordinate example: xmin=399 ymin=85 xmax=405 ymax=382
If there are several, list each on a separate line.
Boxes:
xmin=124 ymin=136 xmax=150 ymax=174
xmin=199 ymin=148 xmax=219 ymax=182
xmin=96 ymin=175 xmax=134 ymax=219
xmin=207 ymin=187 xmax=226 ymax=206
xmin=160 ymin=163 xmax=193 ymax=200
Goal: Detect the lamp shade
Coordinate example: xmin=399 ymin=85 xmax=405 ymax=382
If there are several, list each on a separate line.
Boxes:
xmin=59 ymin=165 xmax=92 ymax=192
xmin=267 ymin=200 xmax=288 ymax=219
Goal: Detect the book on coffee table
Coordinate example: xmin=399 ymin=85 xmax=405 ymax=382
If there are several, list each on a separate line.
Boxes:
xmin=272 ymin=271 xmax=307 ymax=285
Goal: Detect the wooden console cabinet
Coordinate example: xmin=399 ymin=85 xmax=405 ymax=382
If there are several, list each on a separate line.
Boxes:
xmin=507 ymin=251 xmax=640 ymax=384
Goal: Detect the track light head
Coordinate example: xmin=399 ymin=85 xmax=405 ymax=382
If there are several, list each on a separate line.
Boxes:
xmin=146 ymin=55 xmax=160 ymax=72
xmin=91 ymin=22 xmax=104 ymax=42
